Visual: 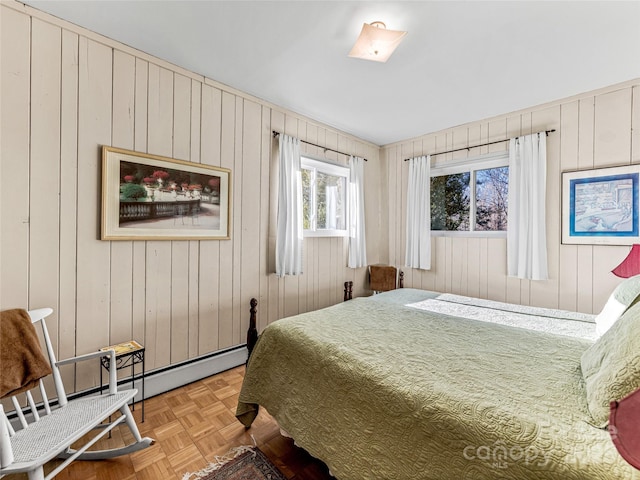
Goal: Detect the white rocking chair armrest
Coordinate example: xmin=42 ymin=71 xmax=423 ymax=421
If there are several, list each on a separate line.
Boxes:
xmin=56 ymin=349 xmax=118 ymax=394
xmin=56 ymin=349 xmax=116 ymax=366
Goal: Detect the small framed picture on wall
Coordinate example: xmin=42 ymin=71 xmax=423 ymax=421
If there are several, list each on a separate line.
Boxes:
xmin=562 ymin=164 xmax=639 ymax=245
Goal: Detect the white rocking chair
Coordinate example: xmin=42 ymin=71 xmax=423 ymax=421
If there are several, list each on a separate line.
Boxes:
xmin=0 ymin=308 xmax=154 ymax=480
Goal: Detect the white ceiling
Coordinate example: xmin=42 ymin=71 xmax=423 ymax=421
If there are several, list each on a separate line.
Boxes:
xmin=22 ymin=1 xmax=640 ymax=146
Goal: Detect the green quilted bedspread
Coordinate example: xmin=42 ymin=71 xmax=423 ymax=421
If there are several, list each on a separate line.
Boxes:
xmin=236 ymin=289 xmax=639 ymax=480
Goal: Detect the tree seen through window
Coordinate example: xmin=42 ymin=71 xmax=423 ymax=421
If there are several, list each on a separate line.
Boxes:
xmin=430 ymin=165 xmax=508 ymax=232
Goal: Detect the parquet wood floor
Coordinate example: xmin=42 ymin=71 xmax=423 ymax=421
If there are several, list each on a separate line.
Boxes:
xmin=5 ymin=366 xmax=334 ymax=480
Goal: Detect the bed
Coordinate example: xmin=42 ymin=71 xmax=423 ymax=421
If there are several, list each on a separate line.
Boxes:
xmin=236 ymin=282 xmax=640 ymax=480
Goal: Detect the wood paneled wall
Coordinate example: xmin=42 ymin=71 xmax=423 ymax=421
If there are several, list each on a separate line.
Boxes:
xmin=0 ymin=1 xmax=380 ymax=392
xmin=382 ymin=80 xmax=640 ymax=314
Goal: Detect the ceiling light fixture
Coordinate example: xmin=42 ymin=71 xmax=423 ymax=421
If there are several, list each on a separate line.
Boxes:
xmin=348 ymin=21 xmax=407 ymax=63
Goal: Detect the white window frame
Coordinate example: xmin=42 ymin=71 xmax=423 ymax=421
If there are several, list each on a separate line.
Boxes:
xmin=301 ymin=155 xmax=350 ymax=238
xmin=430 ymin=151 xmax=509 ymax=238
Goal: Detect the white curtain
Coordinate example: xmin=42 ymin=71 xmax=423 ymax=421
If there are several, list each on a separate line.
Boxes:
xmin=405 ymin=155 xmax=431 ymax=270
xmin=507 ymin=132 xmax=548 ymax=280
xmin=275 ymin=134 xmax=303 ymax=276
xmin=348 ymin=156 xmax=367 ymax=268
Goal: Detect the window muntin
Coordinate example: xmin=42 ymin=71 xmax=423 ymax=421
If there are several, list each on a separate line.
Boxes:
xmin=301 ymin=156 xmax=349 ymax=237
xmin=430 ymin=152 xmax=509 ymax=236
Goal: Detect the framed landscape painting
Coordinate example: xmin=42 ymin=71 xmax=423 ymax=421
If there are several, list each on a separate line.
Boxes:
xmin=101 ymin=146 xmax=231 ymax=240
xmin=562 ymin=164 xmax=639 ymax=245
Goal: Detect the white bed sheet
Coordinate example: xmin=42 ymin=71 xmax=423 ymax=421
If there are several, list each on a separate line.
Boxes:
xmin=407 ymin=293 xmax=598 ymax=341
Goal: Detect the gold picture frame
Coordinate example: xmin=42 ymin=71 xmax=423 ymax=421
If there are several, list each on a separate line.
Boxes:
xmin=101 ymin=146 xmax=231 ymax=240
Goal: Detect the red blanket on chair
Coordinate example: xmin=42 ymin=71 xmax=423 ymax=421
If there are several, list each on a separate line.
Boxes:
xmin=0 ymin=309 xmax=52 ymax=398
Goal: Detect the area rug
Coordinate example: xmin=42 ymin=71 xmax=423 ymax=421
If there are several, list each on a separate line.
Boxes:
xmin=182 ymin=446 xmax=287 ymax=480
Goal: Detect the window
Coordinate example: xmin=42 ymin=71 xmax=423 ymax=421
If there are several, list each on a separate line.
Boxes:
xmin=301 ymin=156 xmax=349 ymax=237
xmin=430 ymin=152 xmax=509 ymax=236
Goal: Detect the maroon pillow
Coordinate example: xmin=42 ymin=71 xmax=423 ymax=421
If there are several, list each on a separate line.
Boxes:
xmin=610 ymin=388 xmax=640 ymax=469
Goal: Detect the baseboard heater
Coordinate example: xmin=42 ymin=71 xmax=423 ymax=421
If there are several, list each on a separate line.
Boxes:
xmin=90 ymin=344 xmax=249 ymax=404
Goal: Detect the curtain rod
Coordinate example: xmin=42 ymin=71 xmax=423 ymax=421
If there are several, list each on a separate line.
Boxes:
xmin=403 ymin=129 xmax=556 ymax=161
xmin=272 ymin=131 xmax=368 ymax=161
